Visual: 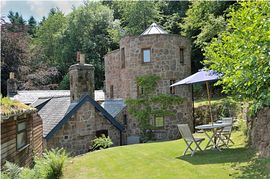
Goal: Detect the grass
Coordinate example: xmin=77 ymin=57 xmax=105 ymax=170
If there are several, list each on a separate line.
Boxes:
xmin=0 ymin=97 xmax=34 ymax=117
xmin=63 ymin=131 xmax=270 ymax=179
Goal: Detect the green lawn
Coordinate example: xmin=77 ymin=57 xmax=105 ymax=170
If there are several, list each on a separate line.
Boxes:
xmin=63 ymin=132 xmax=270 ymax=179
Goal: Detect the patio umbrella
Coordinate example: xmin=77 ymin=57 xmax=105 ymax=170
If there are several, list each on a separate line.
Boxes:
xmin=171 ymin=69 xmax=222 ymax=125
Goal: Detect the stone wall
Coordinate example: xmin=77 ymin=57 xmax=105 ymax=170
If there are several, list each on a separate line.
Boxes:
xmin=251 ymin=107 xmax=270 ymax=157
xmin=46 ymin=102 xmax=121 ymax=156
xmin=1 ymin=111 xmax=43 ymax=167
xmin=104 ymin=34 xmax=193 ymax=140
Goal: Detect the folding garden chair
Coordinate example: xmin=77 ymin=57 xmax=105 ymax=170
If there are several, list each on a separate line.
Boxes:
xmin=217 ymin=117 xmax=234 ymax=147
xmin=177 ymin=124 xmax=205 ymax=156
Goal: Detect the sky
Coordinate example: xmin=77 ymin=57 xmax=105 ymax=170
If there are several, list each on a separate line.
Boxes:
xmin=1 ymin=0 xmax=84 ymax=22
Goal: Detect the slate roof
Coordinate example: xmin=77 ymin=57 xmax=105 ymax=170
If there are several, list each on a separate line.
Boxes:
xmin=101 ymin=99 xmax=126 ymax=118
xmin=37 ymin=95 xmax=124 ymax=139
xmin=141 ymin=23 xmax=168 ymax=35
xmin=38 ymin=96 xmax=71 ymax=138
xmin=12 ymin=90 xmax=105 ymax=104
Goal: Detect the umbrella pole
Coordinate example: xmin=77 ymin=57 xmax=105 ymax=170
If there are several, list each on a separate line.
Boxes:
xmin=192 ymin=84 xmax=195 ymax=132
xmin=206 ymin=81 xmax=213 ymax=125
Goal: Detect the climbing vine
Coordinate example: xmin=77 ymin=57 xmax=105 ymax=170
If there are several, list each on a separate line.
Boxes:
xmin=126 ymin=74 xmax=183 ymax=141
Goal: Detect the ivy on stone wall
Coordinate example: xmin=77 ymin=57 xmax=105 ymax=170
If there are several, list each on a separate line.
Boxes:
xmin=126 ymin=74 xmax=183 ymax=140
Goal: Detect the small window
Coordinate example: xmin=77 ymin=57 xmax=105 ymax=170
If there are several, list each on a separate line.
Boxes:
xmin=180 ymin=48 xmax=184 ymax=64
xmin=17 ymin=121 xmax=27 ymax=150
xmin=137 ymin=85 xmax=144 ymax=97
xmin=123 ymin=114 xmax=127 ymax=125
xmin=154 ymin=116 xmax=164 ymax=128
xmin=96 ymin=130 xmax=108 ymax=138
xmin=170 ymin=80 xmax=176 ymax=94
xmin=121 ymin=47 xmax=125 ymax=68
xmin=142 ymin=49 xmax=151 ymax=63
xmin=110 ymin=85 xmax=114 ymax=99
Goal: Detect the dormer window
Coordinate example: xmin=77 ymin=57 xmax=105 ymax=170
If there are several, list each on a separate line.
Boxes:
xmin=142 ymin=48 xmax=151 ymax=63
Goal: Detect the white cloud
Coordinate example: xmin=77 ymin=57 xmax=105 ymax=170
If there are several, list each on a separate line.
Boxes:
xmin=27 ymin=0 xmax=84 ymax=18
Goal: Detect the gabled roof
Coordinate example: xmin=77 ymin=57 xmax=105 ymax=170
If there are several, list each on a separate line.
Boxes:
xmin=101 ymin=99 xmax=126 ymax=118
xmin=44 ymin=95 xmax=124 ymax=140
xmin=39 ymin=96 xmax=71 ymax=138
xmin=141 ymin=23 xmax=168 ymax=35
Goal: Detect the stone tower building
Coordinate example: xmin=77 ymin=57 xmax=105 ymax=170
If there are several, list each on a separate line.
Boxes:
xmin=104 ymin=23 xmax=193 ymax=141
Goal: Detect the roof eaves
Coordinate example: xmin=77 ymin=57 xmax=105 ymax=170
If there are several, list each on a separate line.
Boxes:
xmin=45 ymin=95 xmax=124 ymax=140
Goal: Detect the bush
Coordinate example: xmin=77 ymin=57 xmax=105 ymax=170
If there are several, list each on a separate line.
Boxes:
xmin=2 ymin=161 xmax=22 ymax=179
xmin=35 ymin=148 xmax=68 ymax=179
xmin=92 ymin=135 xmax=113 ymax=150
xmin=1 ymin=148 xmax=68 ymax=179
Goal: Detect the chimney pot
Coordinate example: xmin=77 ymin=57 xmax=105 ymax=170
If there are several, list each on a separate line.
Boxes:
xmin=80 ymin=54 xmax=85 ymax=64
xmin=9 ymin=72 xmax=15 ymax=79
xmin=76 ymin=51 xmax=80 ymax=62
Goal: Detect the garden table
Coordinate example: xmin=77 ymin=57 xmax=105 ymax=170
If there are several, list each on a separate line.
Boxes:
xmin=195 ymin=123 xmax=231 ymax=151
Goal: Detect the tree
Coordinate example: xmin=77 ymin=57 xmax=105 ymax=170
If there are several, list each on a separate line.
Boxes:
xmin=126 ymin=75 xmax=183 ymax=141
xmin=7 ymin=11 xmax=26 ymax=32
xmin=118 ymin=1 xmax=160 ymax=35
xmin=159 ymin=1 xmax=190 ymax=34
xmin=180 ymin=1 xmax=235 ymax=72
xmin=1 ymin=23 xmax=31 ymax=96
xmin=34 ymin=9 xmax=67 ymax=66
xmin=204 ymin=1 xmax=270 ymax=113
xmin=61 ymin=2 xmax=115 ymax=89
xmin=28 ymin=16 xmax=37 ymax=36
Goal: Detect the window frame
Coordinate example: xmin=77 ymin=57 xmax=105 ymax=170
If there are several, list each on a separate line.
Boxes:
xmin=179 ymin=47 xmax=184 ymax=64
xmin=154 ymin=116 xmax=165 ymax=129
xmin=16 ymin=120 xmax=27 ymax=150
xmin=142 ymin=48 xmax=151 ymax=63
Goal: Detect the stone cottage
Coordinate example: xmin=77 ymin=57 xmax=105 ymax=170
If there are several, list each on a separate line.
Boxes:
xmin=9 ymin=57 xmax=125 ymax=156
xmin=104 ymin=23 xmax=193 ymax=142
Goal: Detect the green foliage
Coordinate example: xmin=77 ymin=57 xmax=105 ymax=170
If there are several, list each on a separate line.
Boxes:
xmin=58 ymin=74 xmax=70 ymax=90
xmin=92 ymin=135 xmax=113 ymax=150
xmin=180 ymin=1 xmax=235 ymax=73
xmin=126 ymin=75 xmax=183 ymax=139
xmin=35 ymin=9 xmax=67 ymax=66
xmin=34 ymin=148 xmax=68 ymax=179
xmin=2 ymin=161 xmax=22 ymax=179
xmin=118 ymin=1 xmax=160 ymax=35
xmin=204 ymin=1 xmax=270 ymax=114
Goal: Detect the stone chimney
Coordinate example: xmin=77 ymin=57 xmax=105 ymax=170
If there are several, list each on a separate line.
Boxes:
xmin=7 ymin=72 xmax=18 ymax=97
xmin=69 ymin=53 xmax=95 ymax=103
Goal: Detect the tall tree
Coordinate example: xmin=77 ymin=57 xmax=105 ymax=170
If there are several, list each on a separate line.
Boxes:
xmin=180 ymin=1 xmax=235 ymax=72
xmin=118 ymin=1 xmax=160 ymax=35
xmin=63 ymin=1 xmax=115 ymax=89
xmin=28 ymin=16 xmax=37 ymax=36
xmin=159 ymin=1 xmax=190 ymax=34
xmin=204 ymin=1 xmax=270 ymax=113
xmin=34 ymin=9 xmax=67 ymax=65
xmin=7 ymin=11 xmax=26 ymax=32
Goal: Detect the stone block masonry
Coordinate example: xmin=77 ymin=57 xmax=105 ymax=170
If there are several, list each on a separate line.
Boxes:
xmin=104 ymin=33 xmax=193 ymax=140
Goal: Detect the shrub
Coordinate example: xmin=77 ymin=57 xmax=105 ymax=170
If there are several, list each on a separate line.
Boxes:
xmin=2 ymin=161 xmax=22 ymax=179
xmin=35 ymin=148 xmax=68 ymax=179
xmin=92 ymin=135 xmax=113 ymax=150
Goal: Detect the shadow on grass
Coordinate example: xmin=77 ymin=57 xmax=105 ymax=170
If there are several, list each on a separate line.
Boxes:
xmin=176 ymin=147 xmax=254 ymax=165
xmin=177 ymin=147 xmax=270 ymax=178
xmin=233 ymin=156 xmax=270 ymax=179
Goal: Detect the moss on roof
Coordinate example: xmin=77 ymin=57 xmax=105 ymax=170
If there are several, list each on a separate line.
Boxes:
xmin=1 ymin=97 xmax=36 ymax=119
